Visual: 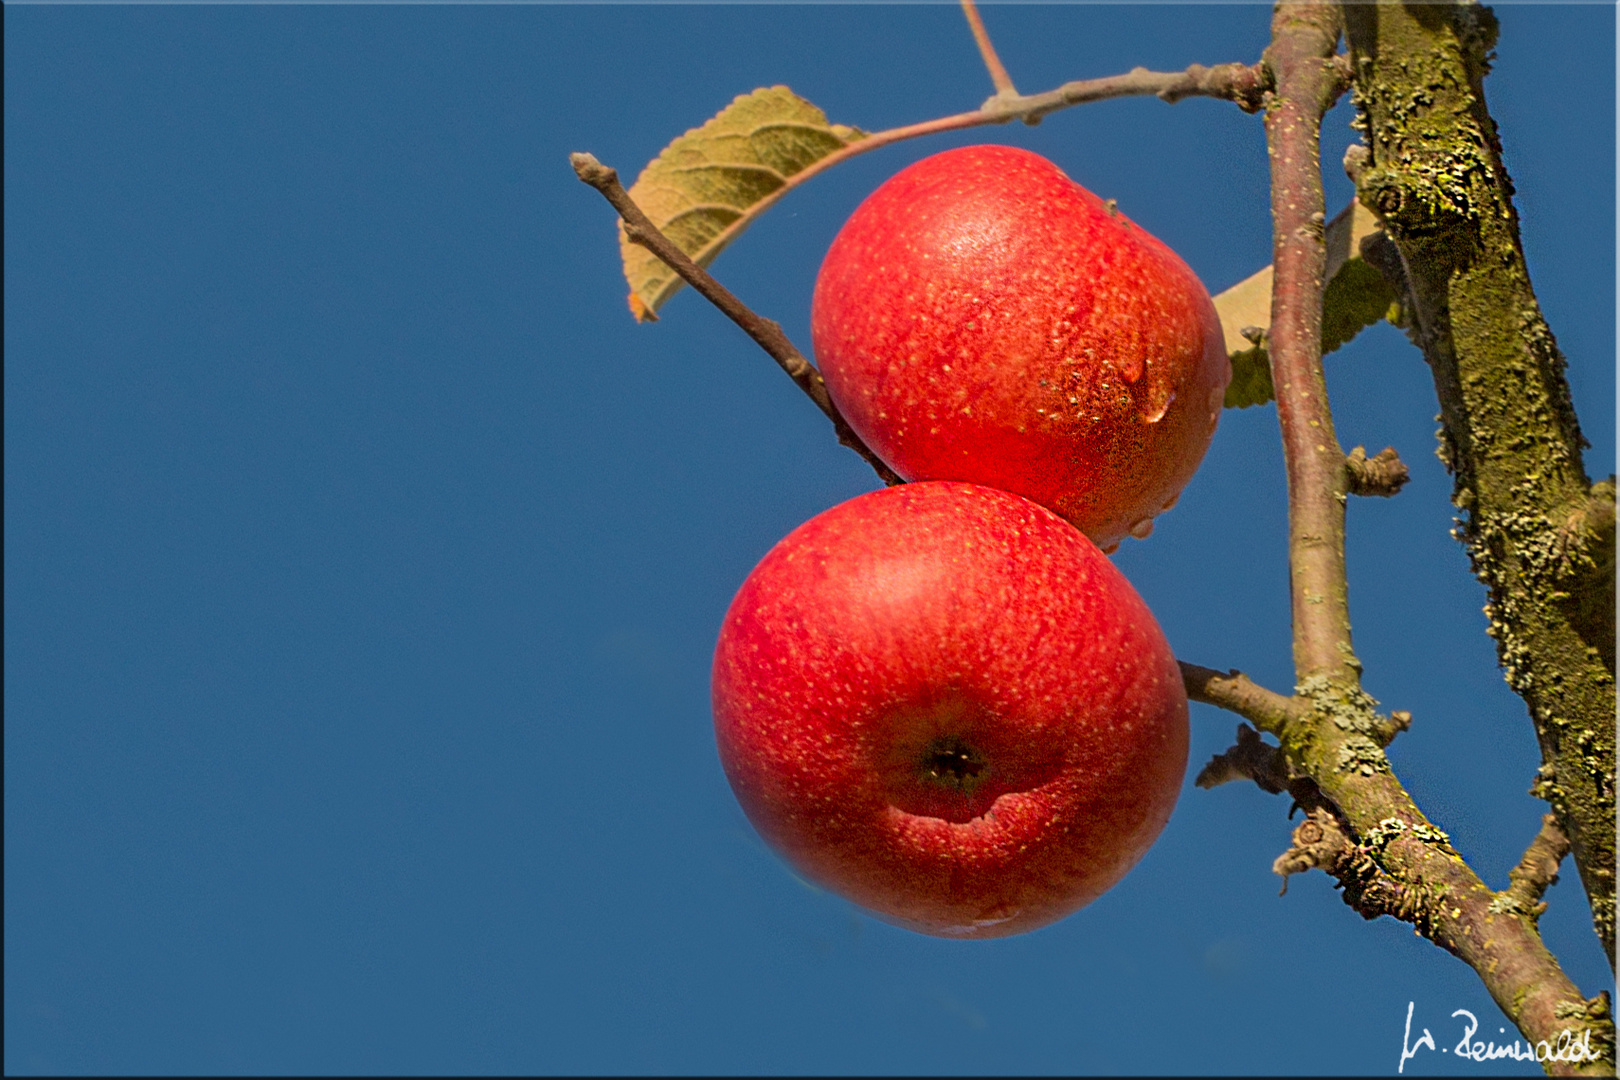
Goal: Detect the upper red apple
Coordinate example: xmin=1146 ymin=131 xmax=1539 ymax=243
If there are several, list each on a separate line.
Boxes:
xmin=711 ymin=481 xmax=1188 ymax=938
xmin=811 ymin=144 xmax=1230 ymax=551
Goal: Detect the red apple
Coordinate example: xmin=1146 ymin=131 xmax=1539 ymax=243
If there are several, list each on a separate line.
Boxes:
xmin=811 ymin=144 xmax=1230 ymax=551
xmin=711 ymin=481 xmax=1188 ymax=938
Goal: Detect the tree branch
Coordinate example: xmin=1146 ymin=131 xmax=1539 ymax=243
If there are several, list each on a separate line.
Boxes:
xmin=1189 ymin=665 xmax=1612 ymax=1072
xmin=1263 ymin=0 xmax=1358 ymax=687
xmin=1342 ymin=0 xmax=1615 ymax=968
xmin=1271 ymin=801 xmax=1612 ymax=1073
xmin=1195 ymin=724 xmax=1335 ymax=818
xmin=998 ymin=60 xmax=1270 ymax=121
xmin=570 ymin=153 xmax=901 ymax=487
xmin=1210 ymin=3 xmax=1615 ymax=1067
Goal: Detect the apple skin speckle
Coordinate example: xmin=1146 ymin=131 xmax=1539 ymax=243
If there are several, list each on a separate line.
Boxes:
xmin=711 ymin=482 xmax=1189 ymax=939
xmin=812 ymin=144 xmax=1230 ymax=551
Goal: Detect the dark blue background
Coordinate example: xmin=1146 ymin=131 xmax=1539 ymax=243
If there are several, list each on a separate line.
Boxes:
xmin=7 ymin=4 xmax=1613 ymax=1074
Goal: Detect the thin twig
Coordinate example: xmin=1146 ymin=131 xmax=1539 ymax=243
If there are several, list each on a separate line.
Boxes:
xmin=1496 ymin=813 xmax=1571 ymax=922
xmin=952 ymin=0 xmax=1017 ymax=99
xmin=1195 ymin=724 xmax=1295 ymax=795
xmin=1179 ymin=662 xmax=1304 ymax=737
xmin=960 ymin=0 xmax=1018 ymax=97
xmin=570 ymin=153 xmax=902 ymax=487
xmin=1008 ymin=61 xmax=1269 ymax=121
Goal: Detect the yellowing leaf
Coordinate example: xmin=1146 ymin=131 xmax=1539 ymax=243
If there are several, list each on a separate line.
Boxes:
xmin=1214 ymin=201 xmax=1395 ymax=408
xmin=619 ymin=86 xmax=866 ymax=322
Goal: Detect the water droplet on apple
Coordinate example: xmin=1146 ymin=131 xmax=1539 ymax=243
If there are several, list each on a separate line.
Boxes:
xmin=1128 ymin=517 xmax=1155 ymax=539
xmin=1139 ymin=387 xmax=1176 ymax=424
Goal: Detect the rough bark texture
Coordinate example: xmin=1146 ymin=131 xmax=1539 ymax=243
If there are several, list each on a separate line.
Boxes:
xmin=1284 ymin=684 xmax=1613 ymax=1075
xmin=1342 ymin=0 xmax=1616 ymax=969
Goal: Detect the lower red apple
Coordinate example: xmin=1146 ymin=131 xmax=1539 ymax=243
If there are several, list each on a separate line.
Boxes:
xmin=711 ymin=481 xmax=1188 ymax=938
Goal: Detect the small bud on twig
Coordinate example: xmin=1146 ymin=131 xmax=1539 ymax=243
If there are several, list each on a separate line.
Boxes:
xmin=1346 ymin=445 xmax=1410 ymax=497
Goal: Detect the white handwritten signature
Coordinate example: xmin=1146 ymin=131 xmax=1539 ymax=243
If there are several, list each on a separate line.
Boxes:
xmin=1399 ymin=1001 xmax=1600 ymax=1073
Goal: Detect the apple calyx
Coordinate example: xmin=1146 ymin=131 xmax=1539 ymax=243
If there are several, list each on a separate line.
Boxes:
xmin=919 ymin=735 xmax=987 ymax=793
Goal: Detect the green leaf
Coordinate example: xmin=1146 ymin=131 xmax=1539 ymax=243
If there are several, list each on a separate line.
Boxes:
xmin=1213 ymin=201 xmax=1395 ymax=408
xmin=1225 ymin=345 xmax=1276 ymax=410
xmin=1320 ymin=255 xmax=1398 ymax=356
xmin=619 ymin=86 xmax=866 ymax=322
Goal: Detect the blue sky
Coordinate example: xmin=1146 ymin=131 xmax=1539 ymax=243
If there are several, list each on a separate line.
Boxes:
xmin=6 ymin=4 xmax=1614 ymax=1075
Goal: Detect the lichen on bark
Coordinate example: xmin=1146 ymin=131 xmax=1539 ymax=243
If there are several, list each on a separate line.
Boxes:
xmin=1341 ymin=0 xmax=1615 ymax=968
